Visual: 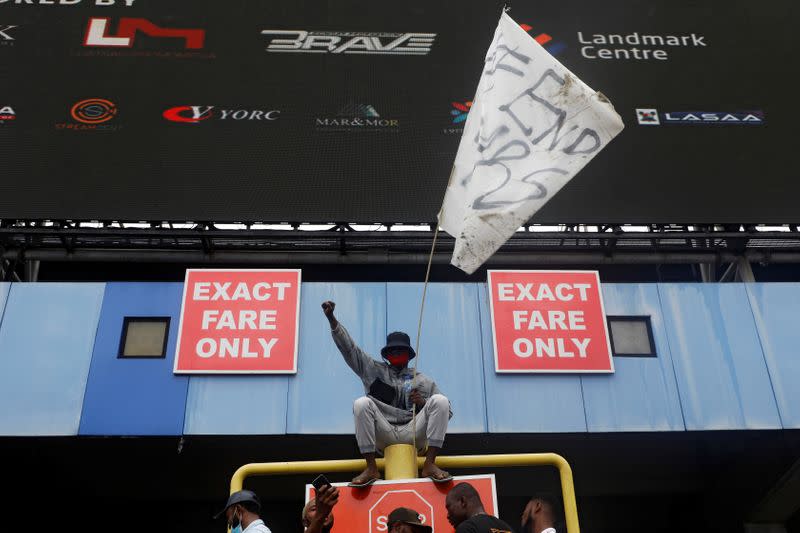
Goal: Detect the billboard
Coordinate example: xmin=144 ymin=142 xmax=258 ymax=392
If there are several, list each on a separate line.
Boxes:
xmin=487 ymin=270 xmax=614 ymax=373
xmin=173 ymin=269 xmax=301 ymax=374
xmin=0 ymin=0 xmax=795 ymax=223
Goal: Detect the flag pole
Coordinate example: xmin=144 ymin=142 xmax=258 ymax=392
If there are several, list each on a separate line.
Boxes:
xmin=410 ymin=163 xmax=456 ymax=457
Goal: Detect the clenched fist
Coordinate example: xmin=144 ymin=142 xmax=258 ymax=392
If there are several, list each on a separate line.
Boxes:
xmin=321 ymin=301 xmax=338 ymax=329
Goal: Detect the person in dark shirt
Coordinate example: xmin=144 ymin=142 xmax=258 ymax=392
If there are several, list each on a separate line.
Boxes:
xmin=445 ymin=482 xmax=515 ymax=533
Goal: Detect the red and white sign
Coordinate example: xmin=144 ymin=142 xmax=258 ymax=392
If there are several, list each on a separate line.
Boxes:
xmin=173 ymin=269 xmax=301 ymax=374
xmin=488 ymin=270 xmax=613 ymax=373
xmin=305 ymin=475 xmax=497 ymax=533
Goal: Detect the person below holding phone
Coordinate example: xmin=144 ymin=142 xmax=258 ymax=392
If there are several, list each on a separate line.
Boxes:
xmin=322 ymin=300 xmax=453 ymax=487
xmin=302 ymin=483 xmax=339 ymax=533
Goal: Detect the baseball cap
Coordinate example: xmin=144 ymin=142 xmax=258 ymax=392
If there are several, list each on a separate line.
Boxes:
xmin=213 ymin=490 xmax=261 ymax=520
xmin=387 ymin=507 xmax=432 ymax=532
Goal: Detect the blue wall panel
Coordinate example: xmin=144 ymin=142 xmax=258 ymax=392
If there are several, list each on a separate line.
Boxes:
xmin=0 ymin=283 xmax=105 ymax=435
xmin=478 ymin=285 xmax=587 ymax=433
xmin=582 ymin=284 xmax=685 ymax=432
xmin=80 ymin=282 xmax=188 ymax=436
xmin=658 ymin=284 xmax=781 ymax=430
xmin=745 ymin=283 xmax=800 ymax=428
xmin=386 ymin=283 xmax=487 ymax=433
xmin=287 ymin=282 xmax=386 ymax=434
xmin=184 ymin=374 xmax=289 ymax=435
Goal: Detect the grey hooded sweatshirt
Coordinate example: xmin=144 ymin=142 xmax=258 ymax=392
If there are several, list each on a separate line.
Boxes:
xmin=331 ymin=322 xmax=452 ymax=425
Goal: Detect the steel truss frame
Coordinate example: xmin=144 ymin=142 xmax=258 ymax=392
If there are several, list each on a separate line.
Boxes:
xmin=1 ymin=221 xmax=799 ymax=281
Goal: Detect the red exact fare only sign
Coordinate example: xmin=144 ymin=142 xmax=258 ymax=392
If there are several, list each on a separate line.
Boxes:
xmin=174 ymin=269 xmax=301 ymax=374
xmin=488 ymin=270 xmax=613 ymax=373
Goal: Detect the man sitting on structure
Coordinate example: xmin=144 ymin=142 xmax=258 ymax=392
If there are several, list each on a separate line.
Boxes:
xmin=322 ymin=300 xmax=453 ymax=486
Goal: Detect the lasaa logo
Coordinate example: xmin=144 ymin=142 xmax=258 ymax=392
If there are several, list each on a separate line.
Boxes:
xmin=637 ymin=108 xmax=765 ymax=125
xmin=519 ymin=23 xmax=565 ymax=56
xmin=83 ymin=17 xmax=205 ymax=49
xmin=163 ymin=105 xmax=279 ymax=123
xmin=635 ymin=108 xmax=660 ymax=125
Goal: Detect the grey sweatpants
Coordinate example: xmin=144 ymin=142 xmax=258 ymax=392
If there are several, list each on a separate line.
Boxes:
xmin=353 ymin=394 xmax=450 ymax=454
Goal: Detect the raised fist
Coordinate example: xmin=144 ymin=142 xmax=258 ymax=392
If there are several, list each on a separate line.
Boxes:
xmin=321 ymin=301 xmax=336 ymax=318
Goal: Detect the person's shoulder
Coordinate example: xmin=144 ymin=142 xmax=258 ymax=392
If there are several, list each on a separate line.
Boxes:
xmin=455 ymin=521 xmax=478 ymax=533
xmin=251 ymin=522 xmax=272 ymax=533
xmin=478 ymin=514 xmax=514 ymax=531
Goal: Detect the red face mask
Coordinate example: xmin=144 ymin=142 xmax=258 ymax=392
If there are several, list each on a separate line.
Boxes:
xmin=385 ymin=353 xmax=410 ymax=367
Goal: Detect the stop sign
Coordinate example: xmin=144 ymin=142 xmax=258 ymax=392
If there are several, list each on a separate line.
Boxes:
xmin=369 ymin=490 xmax=434 ymax=532
xmin=305 ymin=474 xmax=497 ymax=533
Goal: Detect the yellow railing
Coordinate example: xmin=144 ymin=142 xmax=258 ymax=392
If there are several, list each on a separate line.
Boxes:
xmin=229 ymin=451 xmax=580 ymax=533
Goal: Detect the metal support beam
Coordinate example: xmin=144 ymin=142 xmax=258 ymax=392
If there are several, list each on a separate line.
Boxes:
xmin=229 ymin=452 xmax=580 ymax=533
xmin=6 ymin=248 xmax=799 ymax=266
xmin=735 ymin=257 xmax=756 ymax=282
xmin=719 ymin=262 xmax=737 ymax=282
xmin=699 ymin=263 xmax=715 ymax=282
xmin=24 ymin=259 xmax=40 ymax=282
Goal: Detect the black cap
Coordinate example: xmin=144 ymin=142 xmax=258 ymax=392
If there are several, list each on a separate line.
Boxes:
xmin=213 ymin=490 xmax=261 ymax=520
xmin=381 ymin=331 xmax=416 ymax=358
xmin=387 ymin=507 xmax=432 ymax=532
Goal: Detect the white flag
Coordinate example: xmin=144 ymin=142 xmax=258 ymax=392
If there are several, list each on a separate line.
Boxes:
xmin=439 ymin=12 xmax=624 ymax=274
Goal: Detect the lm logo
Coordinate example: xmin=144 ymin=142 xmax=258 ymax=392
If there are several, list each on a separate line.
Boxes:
xmin=83 ymin=17 xmax=205 ymax=49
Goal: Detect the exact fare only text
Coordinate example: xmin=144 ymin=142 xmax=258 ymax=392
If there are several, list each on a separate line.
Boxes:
xmin=191 ymin=281 xmax=292 ymax=359
xmin=496 ymin=282 xmax=593 ymax=359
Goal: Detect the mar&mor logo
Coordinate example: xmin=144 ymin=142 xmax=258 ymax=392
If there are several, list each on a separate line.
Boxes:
xmin=315 ymin=104 xmax=398 ymax=130
xmin=56 ymin=98 xmax=119 ymax=130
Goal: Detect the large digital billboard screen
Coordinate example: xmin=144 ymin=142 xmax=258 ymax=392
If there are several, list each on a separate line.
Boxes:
xmin=0 ymin=0 xmax=795 ymax=223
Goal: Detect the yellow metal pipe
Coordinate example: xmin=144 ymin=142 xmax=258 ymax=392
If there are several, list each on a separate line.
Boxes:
xmin=229 ymin=452 xmax=579 ymax=533
xmin=383 ymin=444 xmax=418 ymax=480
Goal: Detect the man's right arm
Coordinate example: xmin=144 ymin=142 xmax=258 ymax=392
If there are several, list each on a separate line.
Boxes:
xmin=322 ymin=301 xmax=375 ymax=379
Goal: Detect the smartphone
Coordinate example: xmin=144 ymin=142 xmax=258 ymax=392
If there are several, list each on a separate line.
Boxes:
xmin=312 ymin=474 xmax=331 ymax=492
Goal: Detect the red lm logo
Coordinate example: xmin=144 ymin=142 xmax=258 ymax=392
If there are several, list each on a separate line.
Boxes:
xmin=369 ymin=490 xmax=434 ymax=533
xmin=83 ymin=17 xmax=205 ymax=49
